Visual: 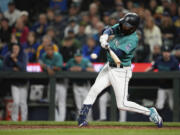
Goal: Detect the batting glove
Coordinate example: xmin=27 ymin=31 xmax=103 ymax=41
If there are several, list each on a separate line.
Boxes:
xmin=101 ymin=41 xmax=110 ymax=49
xmin=100 ymin=34 xmax=109 ymax=49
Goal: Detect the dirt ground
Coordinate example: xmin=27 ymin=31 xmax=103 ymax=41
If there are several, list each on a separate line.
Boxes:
xmin=0 ymin=125 xmax=180 ymax=130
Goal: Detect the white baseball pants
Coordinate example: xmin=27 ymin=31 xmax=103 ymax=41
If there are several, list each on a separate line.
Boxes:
xmin=11 ymin=85 xmax=28 ymax=121
xmin=156 ymin=88 xmax=173 ymax=110
xmin=99 ymin=92 xmax=127 ymax=121
xmin=73 ymin=83 xmax=92 ymax=121
xmin=84 ymin=63 xmax=150 ymax=116
xmin=55 ymin=83 xmax=67 ymax=121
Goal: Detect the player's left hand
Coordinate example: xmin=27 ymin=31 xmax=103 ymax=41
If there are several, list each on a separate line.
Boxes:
xmin=101 ymin=41 xmax=109 ymax=49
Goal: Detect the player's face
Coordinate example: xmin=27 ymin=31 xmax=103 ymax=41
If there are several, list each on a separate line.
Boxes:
xmin=122 ymin=24 xmax=134 ymax=35
xmin=75 ymin=56 xmax=82 ymax=63
xmin=46 ymin=46 xmax=54 ymax=57
xmin=122 ymin=24 xmax=131 ymax=31
xmin=162 ymin=51 xmax=170 ymax=60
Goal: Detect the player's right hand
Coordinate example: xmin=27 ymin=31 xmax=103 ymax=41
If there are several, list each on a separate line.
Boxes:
xmin=100 ymin=34 xmax=109 ymax=49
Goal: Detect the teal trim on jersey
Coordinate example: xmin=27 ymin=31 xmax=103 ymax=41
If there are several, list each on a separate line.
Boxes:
xmin=107 ymin=25 xmax=138 ymax=66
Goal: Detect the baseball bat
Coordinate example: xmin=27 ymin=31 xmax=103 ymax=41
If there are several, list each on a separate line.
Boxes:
xmin=107 ymin=46 xmax=121 ymax=67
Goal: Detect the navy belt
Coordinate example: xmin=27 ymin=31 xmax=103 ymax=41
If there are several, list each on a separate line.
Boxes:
xmin=109 ymin=63 xmax=124 ymax=68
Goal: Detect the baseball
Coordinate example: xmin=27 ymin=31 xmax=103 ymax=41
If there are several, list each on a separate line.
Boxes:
xmin=91 ymin=53 xmax=97 ymax=59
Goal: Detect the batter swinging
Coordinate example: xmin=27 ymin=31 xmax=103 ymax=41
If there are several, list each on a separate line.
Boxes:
xmin=78 ymin=13 xmax=163 ymax=128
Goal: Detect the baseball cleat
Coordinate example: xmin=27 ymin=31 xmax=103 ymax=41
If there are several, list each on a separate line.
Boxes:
xmin=78 ymin=120 xmax=88 ymax=127
xmin=78 ymin=104 xmax=92 ymax=127
xmin=78 ymin=114 xmax=88 ymax=127
xmin=149 ymin=107 xmax=163 ymax=128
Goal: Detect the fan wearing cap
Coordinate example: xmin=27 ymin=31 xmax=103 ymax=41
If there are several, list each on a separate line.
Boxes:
xmin=146 ymin=45 xmax=179 ymax=113
xmin=66 ymin=50 xmax=94 ymax=120
xmin=78 ymin=13 xmax=163 ymax=128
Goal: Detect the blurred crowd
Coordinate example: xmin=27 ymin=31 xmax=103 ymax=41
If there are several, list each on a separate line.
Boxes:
xmin=0 ymin=0 xmax=180 ymax=121
xmin=0 ymin=0 xmax=180 ymax=70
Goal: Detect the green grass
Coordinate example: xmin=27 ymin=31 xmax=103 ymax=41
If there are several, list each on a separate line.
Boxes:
xmin=0 ymin=121 xmax=180 ymax=127
xmin=0 ymin=121 xmax=180 ymax=135
xmin=1 ymin=128 xmax=180 ymax=135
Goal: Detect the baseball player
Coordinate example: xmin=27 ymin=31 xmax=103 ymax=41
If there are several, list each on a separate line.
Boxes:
xmin=146 ymin=45 xmax=179 ymax=111
xmin=40 ymin=45 xmax=67 ymax=121
xmin=78 ymin=13 xmax=163 ymax=127
xmin=66 ymin=50 xmax=94 ymax=120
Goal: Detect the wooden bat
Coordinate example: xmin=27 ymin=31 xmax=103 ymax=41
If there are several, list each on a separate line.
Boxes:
xmin=106 ymin=46 xmax=121 ymax=67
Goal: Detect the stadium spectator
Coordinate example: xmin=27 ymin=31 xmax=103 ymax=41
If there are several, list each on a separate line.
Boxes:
xmin=85 ymin=15 xmax=99 ymax=36
xmin=82 ymin=36 xmax=101 ymax=62
xmin=3 ymin=2 xmax=21 ymax=26
xmin=20 ymin=11 xmax=29 ymax=27
xmin=64 ymin=17 xmax=79 ymax=37
xmin=46 ymin=8 xmax=55 ymax=25
xmin=60 ymin=37 xmax=78 ymax=62
xmin=79 ymin=12 xmax=90 ymax=26
xmin=68 ymin=3 xmax=80 ymax=20
xmin=66 ymin=29 xmax=81 ymax=49
xmin=39 ymin=44 xmax=67 ymax=121
xmin=46 ymin=26 xmax=60 ymax=45
xmin=109 ymin=14 xmax=118 ymax=26
xmin=76 ymin=23 xmax=87 ymax=45
xmin=111 ymin=1 xmax=128 ymax=19
xmin=31 ymin=14 xmax=48 ymax=39
xmin=149 ymin=0 xmax=158 ymax=15
xmin=144 ymin=17 xmax=162 ymax=58
xmin=52 ymin=10 xmax=67 ymax=39
xmin=0 ymin=18 xmax=12 ymax=45
xmin=134 ymin=31 xmax=150 ymax=62
xmin=66 ymin=50 xmax=94 ymax=120
xmin=160 ymin=12 xmax=175 ymax=49
xmin=161 ymin=0 xmax=171 ymax=14
xmin=102 ymin=12 xmax=111 ymax=26
xmin=169 ymin=2 xmax=177 ymax=20
xmin=12 ymin=18 xmax=29 ymax=45
xmin=3 ymin=43 xmax=28 ymax=121
xmin=89 ymin=3 xmax=99 ymax=18
xmin=36 ymin=35 xmax=58 ymax=59
xmin=0 ymin=34 xmax=18 ymax=58
xmin=23 ymin=32 xmax=40 ymax=62
xmin=126 ymin=0 xmax=134 ymax=11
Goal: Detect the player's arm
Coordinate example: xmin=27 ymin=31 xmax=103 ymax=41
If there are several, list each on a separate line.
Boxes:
xmin=107 ymin=47 xmax=126 ymax=59
xmin=100 ymin=24 xmax=119 ymax=49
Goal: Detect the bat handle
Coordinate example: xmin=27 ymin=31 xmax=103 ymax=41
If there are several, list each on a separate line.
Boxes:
xmin=105 ymin=44 xmax=110 ymax=49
